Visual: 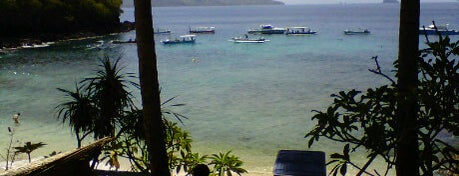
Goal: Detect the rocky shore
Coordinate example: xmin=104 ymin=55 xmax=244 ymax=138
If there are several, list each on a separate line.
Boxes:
xmin=0 ymin=21 xmax=135 ymax=50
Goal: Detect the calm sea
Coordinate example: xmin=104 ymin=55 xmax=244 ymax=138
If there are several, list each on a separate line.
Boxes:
xmin=1 ymin=2 xmax=458 ymax=174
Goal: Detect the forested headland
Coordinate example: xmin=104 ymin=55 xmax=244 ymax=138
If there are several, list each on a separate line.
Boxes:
xmin=122 ymin=0 xmax=284 ymax=7
xmin=0 ymin=0 xmax=132 ymax=48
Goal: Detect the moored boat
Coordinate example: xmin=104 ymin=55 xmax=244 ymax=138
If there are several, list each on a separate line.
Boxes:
xmin=248 ymin=25 xmax=286 ymax=35
xmin=154 ymin=28 xmax=171 ymax=34
xmin=344 ymin=28 xmax=371 ymax=35
xmin=231 ymin=35 xmax=267 ymax=43
xmin=285 ymin=27 xmax=317 ymax=35
xmin=189 ymin=26 xmax=215 ymax=34
xmin=111 ymin=39 xmax=136 ymax=44
xmin=419 ymin=24 xmax=459 ymax=35
xmin=161 ymin=35 xmax=196 ymax=44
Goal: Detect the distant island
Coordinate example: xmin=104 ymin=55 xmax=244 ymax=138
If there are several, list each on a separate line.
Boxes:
xmin=122 ymin=0 xmax=284 ymax=7
xmin=383 ymin=0 xmax=398 ymax=3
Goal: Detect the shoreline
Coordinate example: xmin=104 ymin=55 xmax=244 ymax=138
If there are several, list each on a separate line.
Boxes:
xmin=0 ymin=21 xmax=135 ymax=51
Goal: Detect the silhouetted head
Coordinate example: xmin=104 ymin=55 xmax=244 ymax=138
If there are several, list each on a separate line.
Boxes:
xmin=192 ymin=164 xmax=210 ymax=176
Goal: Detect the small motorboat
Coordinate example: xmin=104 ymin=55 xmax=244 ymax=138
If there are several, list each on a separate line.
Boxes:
xmin=111 ymin=39 xmax=136 ymax=44
xmin=344 ymin=28 xmax=371 ymax=35
xmin=248 ymin=24 xmax=286 ymax=35
xmin=189 ymin=26 xmax=215 ymax=34
xmin=419 ymin=24 xmax=459 ymax=35
xmin=161 ymin=35 xmax=196 ymax=44
xmin=285 ymin=27 xmax=317 ymax=35
xmin=230 ymin=35 xmax=268 ymax=43
xmin=154 ymin=28 xmax=171 ymax=34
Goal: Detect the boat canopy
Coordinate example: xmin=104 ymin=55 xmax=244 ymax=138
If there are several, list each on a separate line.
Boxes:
xmin=261 ymin=25 xmax=274 ymax=29
xmin=180 ymin=35 xmax=196 ymax=37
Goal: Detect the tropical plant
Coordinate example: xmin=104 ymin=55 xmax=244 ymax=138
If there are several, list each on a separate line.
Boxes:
xmin=305 ymin=35 xmax=459 ymax=176
xmin=1 ymin=127 xmax=19 ymax=170
xmin=14 ymin=142 xmax=47 ymax=163
xmin=56 ymin=83 xmax=96 ymax=148
xmin=209 ymin=151 xmax=248 ymax=176
xmin=82 ymin=56 xmax=138 ymax=139
xmin=107 ymin=111 xmax=199 ymax=174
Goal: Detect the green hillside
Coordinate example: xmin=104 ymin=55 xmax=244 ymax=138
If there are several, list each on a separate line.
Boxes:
xmin=122 ymin=0 xmax=284 ymax=7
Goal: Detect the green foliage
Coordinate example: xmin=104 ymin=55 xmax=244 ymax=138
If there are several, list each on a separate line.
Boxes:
xmin=0 ymin=0 xmax=122 ymax=38
xmin=57 ymin=57 xmax=137 ymax=142
xmin=56 ymin=57 xmax=246 ymax=174
xmin=209 ymin=151 xmax=248 ymax=176
xmin=1 ymin=127 xmax=19 ymax=171
xmin=14 ymin=142 xmax=47 ymax=163
xmin=56 ymin=83 xmax=97 ymax=148
xmin=82 ymin=56 xmax=138 ymax=139
xmin=305 ymin=35 xmax=459 ymax=176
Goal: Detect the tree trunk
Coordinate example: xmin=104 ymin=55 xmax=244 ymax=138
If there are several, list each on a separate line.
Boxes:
xmin=395 ymin=0 xmax=420 ymax=175
xmin=134 ymin=0 xmax=170 ymax=175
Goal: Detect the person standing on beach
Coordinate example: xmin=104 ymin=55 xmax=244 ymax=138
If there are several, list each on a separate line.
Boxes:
xmin=12 ymin=112 xmax=20 ymax=124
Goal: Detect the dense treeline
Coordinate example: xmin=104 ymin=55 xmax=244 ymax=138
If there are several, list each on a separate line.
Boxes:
xmin=122 ymin=0 xmax=284 ymax=7
xmin=0 ymin=0 xmax=122 ymax=39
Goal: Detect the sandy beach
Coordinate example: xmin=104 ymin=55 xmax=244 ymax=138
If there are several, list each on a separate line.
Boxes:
xmin=0 ymin=156 xmax=275 ymax=176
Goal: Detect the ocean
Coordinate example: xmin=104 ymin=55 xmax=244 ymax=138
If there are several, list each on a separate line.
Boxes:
xmin=1 ymin=2 xmax=458 ymax=174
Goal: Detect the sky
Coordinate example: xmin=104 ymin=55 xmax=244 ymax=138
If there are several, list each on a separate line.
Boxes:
xmin=279 ymin=0 xmax=457 ymax=5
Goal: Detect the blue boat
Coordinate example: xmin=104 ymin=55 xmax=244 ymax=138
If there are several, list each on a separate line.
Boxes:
xmin=419 ymin=24 xmax=459 ymax=35
xmin=160 ymin=35 xmax=196 ymax=44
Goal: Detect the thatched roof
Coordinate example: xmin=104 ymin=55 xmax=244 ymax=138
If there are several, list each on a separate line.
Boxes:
xmin=2 ymin=137 xmax=113 ymax=176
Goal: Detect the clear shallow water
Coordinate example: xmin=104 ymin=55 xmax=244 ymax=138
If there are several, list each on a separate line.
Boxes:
xmin=1 ymin=3 xmax=458 ymax=173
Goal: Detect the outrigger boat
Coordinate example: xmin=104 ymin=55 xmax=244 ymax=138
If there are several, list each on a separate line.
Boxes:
xmin=161 ymin=35 xmax=196 ymax=44
xmin=285 ymin=27 xmax=317 ymax=35
xmin=154 ymin=28 xmax=171 ymax=34
xmin=419 ymin=24 xmax=459 ymax=35
xmin=344 ymin=28 xmax=371 ymax=35
xmin=189 ymin=26 xmax=215 ymax=34
xmin=111 ymin=39 xmax=136 ymax=44
xmin=231 ymin=35 xmax=267 ymax=43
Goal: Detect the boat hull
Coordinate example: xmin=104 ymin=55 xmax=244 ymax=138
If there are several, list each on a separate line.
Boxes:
xmin=233 ymin=40 xmax=265 ymax=43
xmin=260 ymin=30 xmax=286 ymax=34
xmin=161 ymin=40 xmax=195 ymax=44
xmin=419 ymin=29 xmax=459 ymax=35
xmin=231 ymin=38 xmax=266 ymax=43
xmin=344 ymin=31 xmax=370 ymax=35
xmin=189 ymin=30 xmax=215 ymax=34
xmin=286 ymin=31 xmax=317 ymax=35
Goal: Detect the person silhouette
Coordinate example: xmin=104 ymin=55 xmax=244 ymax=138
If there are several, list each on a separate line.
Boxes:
xmin=192 ymin=164 xmax=210 ymax=176
xmin=12 ymin=113 xmax=20 ymax=124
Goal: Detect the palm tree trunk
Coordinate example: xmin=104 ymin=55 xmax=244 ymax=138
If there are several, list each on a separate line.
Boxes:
xmin=395 ymin=0 xmax=420 ymax=175
xmin=134 ymin=0 xmax=170 ymax=175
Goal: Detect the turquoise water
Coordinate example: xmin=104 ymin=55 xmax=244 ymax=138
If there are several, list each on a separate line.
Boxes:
xmin=1 ymin=3 xmax=458 ymax=173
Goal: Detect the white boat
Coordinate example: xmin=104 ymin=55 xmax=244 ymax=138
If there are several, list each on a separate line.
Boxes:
xmin=344 ymin=28 xmax=371 ymax=35
xmin=285 ymin=27 xmax=317 ymax=35
xmin=154 ymin=28 xmax=171 ymax=34
xmin=161 ymin=35 xmax=196 ymax=44
xmin=189 ymin=26 xmax=215 ymax=34
xmin=230 ymin=35 xmax=268 ymax=43
xmin=419 ymin=24 xmax=459 ymax=35
xmin=248 ymin=25 xmax=286 ymax=35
